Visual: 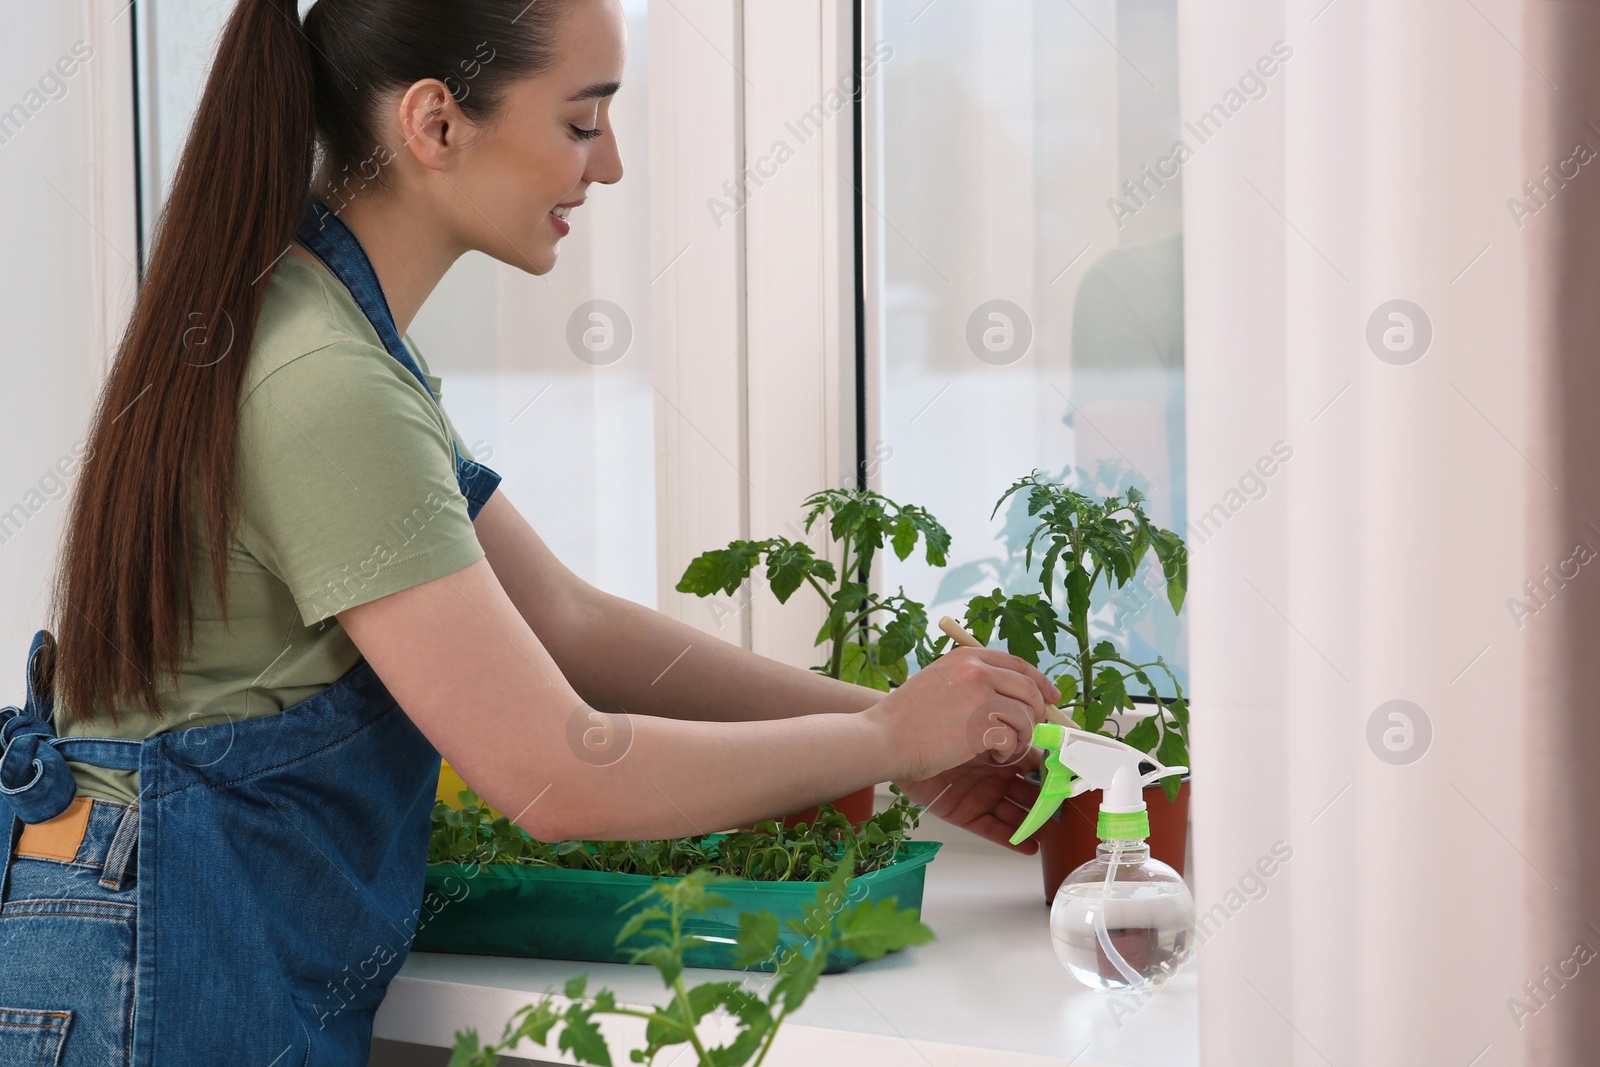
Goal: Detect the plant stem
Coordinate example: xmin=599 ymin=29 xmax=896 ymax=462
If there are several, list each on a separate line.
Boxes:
xmin=666 ymin=905 xmax=715 ymax=1065
xmin=1075 ymin=544 xmax=1095 ymax=715
xmin=752 ymin=1011 xmax=788 ymax=1067
xmin=824 ymin=536 xmax=854 ymax=680
xmin=669 ymin=974 xmax=714 ymax=1065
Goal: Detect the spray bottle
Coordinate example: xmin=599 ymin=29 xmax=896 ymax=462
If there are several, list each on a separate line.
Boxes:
xmin=1010 ymin=722 xmax=1195 ymax=992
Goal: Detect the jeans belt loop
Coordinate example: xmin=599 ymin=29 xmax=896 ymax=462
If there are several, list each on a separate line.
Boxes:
xmin=99 ymin=802 xmax=139 ymax=891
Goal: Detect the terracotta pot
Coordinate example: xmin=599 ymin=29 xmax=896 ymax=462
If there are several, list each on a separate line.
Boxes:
xmin=740 ymin=784 xmax=878 ymax=831
xmin=1034 ymin=779 xmax=1190 ymax=904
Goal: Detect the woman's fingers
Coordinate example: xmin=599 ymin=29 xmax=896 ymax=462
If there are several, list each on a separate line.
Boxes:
xmin=966 ymin=811 xmax=1041 ymax=854
xmin=980 ymin=659 xmax=1052 ymax=727
xmin=973 ymin=696 xmax=1035 ymax=765
xmin=965 ymin=645 xmax=1061 ymax=704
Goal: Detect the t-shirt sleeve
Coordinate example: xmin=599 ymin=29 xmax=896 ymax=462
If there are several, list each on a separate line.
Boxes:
xmin=237 ymin=341 xmax=487 ymax=626
xmin=404 ymin=333 xmax=476 ymax=462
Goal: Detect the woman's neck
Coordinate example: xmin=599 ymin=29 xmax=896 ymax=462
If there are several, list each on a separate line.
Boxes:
xmin=289 ymin=179 xmax=462 ymax=337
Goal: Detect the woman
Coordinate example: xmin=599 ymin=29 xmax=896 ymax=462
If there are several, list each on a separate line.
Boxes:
xmin=0 ymin=0 xmax=1056 ymax=1063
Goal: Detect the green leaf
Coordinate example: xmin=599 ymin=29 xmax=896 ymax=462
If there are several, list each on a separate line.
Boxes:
xmin=557 ymin=1010 xmax=612 ymax=1066
xmin=615 ymin=904 xmax=668 ymax=948
xmin=837 ymin=642 xmax=866 ymax=687
xmin=1081 ymin=700 xmax=1109 ymax=734
xmin=448 ymin=1031 xmax=486 ymax=1067
xmin=994 ymin=594 xmax=1048 ymax=666
xmin=675 ymin=541 xmax=765 ymax=597
xmin=714 ymin=542 xmax=767 ymax=596
xmin=772 ymin=951 xmax=828 ymax=1013
xmin=732 ymin=910 xmax=781 ymax=968
xmin=513 ymin=1003 xmax=562 ymax=1046
xmin=764 ymin=540 xmax=818 ymax=604
xmin=674 ymin=551 xmax=723 ymax=596
xmin=878 ymin=616 xmax=919 ymax=666
xmin=1037 ymin=537 xmax=1065 ymax=600
xmin=891 ymin=513 xmax=918 ymax=561
xmin=628 ymin=943 xmax=683 ymax=987
xmin=1156 ymin=728 xmax=1188 ymax=775
xmin=687 ymin=981 xmax=745 ymax=1023
xmin=643 ymin=1009 xmax=688 ymax=1050
xmin=706 ymin=1025 xmax=769 ymax=1067
xmin=833 ymin=582 xmax=869 ymax=619
xmin=833 ymin=899 xmax=936 ymax=959
xmin=1169 ymin=697 xmax=1190 ymax=729
xmin=1065 ymin=569 xmax=1090 ymax=638
xmin=961 ymin=591 xmax=1003 ymax=647
xmin=902 ymin=504 xmax=952 ymax=567
xmin=564 ymin=975 xmax=588 ymax=1000
xmin=1153 ymin=529 xmax=1188 ymax=614
xmin=1122 ymin=714 xmax=1159 ymax=755
xmin=1094 ymin=667 xmax=1131 ymax=711
xmin=1052 ymin=673 xmax=1078 ymax=705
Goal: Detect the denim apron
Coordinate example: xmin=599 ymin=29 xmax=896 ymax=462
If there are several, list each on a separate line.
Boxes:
xmin=0 ymin=194 xmax=501 ymax=1066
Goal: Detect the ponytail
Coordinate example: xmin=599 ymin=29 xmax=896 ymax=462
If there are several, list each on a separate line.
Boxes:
xmin=51 ymin=0 xmax=315 ymax=722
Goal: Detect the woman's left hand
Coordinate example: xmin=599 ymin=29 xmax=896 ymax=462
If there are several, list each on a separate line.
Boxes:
xmin=893 ymin=748 xmax=1045 ymax=854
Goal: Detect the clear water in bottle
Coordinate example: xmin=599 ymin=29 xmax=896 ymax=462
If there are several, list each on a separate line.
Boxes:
xmin=1049 ymin=841 xmax=1194 ymax=991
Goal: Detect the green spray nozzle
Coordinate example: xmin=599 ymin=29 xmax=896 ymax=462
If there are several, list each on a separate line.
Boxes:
xmin=1009 ymin=722 xmax=1188 ymax=846
xmin=1009 ymin=723 xmax=1077 ymax=844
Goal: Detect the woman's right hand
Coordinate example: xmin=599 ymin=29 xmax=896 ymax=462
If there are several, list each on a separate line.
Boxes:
xmin=867 ymin=646 xmax=1062 ymax=783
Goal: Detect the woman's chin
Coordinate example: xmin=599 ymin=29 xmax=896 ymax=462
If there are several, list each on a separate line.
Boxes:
xmin=505 ymin=243 xmax=558 ymax=276
xmin=530 ymin=247 xmax=559 ymax=275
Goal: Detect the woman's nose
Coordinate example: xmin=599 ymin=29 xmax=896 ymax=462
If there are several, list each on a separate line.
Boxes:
xmin=588 ymin=132 xmax=624 ymax=186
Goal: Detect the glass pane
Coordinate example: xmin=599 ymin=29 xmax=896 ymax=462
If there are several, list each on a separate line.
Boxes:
xmin=871 ymin=0 xmax=1186 ymax=691
xmin=135 ymin=0 xmax=656 ymax=605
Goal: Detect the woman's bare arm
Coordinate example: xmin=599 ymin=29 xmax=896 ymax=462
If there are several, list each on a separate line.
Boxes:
xmin=471 ymin=489 xmax=883 ymax=722
xmin=337 ymin=538 xmax=1057 ymax=842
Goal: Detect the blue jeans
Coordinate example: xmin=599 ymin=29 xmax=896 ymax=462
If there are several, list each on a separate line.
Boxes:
xmin=0 ymin=798 xmax=138 ymax=1066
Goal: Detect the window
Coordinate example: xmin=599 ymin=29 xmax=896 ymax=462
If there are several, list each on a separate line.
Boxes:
xmin=865 ymin=0 xmax=1187 ymax=690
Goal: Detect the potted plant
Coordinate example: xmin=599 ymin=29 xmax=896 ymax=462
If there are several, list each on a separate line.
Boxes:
xmin=924 ymin=469 xmax=1191 ymax=902
xmin=675 ymin=488 xmax=950 ymax=825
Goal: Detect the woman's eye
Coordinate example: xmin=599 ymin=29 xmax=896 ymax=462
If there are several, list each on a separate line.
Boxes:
xmin=569 ymin=124 xmax=604 ymax=141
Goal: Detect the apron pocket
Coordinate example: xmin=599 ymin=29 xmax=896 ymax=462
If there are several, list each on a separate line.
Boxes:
xmin=0 ymin=1007 xmax=72 ymax=1066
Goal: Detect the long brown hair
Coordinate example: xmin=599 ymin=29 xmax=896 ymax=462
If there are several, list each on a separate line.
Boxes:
xmin=52 ymin=0 xmax=576 ymax=723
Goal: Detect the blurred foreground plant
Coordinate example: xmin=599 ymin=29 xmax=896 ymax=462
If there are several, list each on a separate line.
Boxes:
xmin=447 ymin=847 xmax=933 ymax=1067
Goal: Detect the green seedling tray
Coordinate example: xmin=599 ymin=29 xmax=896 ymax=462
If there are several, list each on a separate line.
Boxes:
xmin=414 ymin=839 xmax=942 ymax=974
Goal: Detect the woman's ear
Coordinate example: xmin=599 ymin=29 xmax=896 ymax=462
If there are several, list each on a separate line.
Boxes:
xmin=394 ymin=79 xmax=467 ymax=172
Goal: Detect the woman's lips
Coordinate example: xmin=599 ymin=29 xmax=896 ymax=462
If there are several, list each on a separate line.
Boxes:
xmin=549 ymin=198 xmax=583 ymax=237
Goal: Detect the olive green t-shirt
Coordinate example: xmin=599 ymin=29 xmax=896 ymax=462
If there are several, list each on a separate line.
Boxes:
xmin=59 ymin=255 xmax=488 ymax=804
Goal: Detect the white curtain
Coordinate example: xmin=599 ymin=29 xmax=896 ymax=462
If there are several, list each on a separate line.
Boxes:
xmin=1180 ymin=2 xmax=1529 ymax=1063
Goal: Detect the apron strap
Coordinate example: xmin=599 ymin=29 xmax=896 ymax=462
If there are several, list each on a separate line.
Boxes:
xmin=294 ymin=197 xmax=439 ymax=402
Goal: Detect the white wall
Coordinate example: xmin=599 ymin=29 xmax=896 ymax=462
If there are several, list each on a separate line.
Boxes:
xmin=0 ymin=2 xmax=136 ymax=686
